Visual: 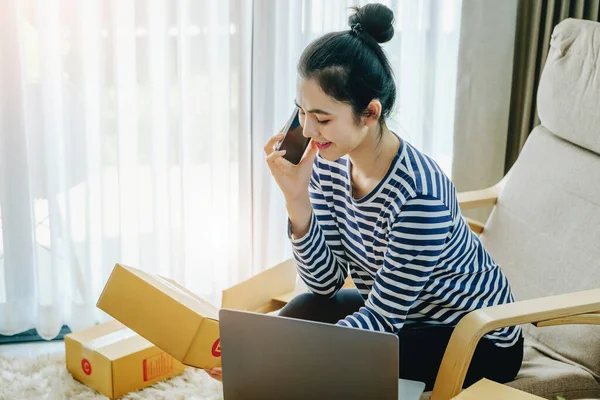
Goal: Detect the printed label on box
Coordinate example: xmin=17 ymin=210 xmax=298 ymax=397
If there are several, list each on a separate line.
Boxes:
xmin=143 ymin=353 xmax=175 ymax=382
xmin=211 ymin=338 xmax=221 ymax=357
xmin=81 ymin=358 xmax=92 ymax=375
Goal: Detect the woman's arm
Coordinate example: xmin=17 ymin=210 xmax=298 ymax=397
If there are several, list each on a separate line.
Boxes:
xmin=289 ymin=168 xmax=349 ymax=297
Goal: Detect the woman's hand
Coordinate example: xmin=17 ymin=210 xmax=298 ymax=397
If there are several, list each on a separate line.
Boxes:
xmin=264 ymin=131 xmax=318 ymax=203
xmin=205 ymin=367 xmax=223 ymax=382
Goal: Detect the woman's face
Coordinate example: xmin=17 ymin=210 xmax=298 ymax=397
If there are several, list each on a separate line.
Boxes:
xmin=295 ymin=78 xmax=368 ymax=161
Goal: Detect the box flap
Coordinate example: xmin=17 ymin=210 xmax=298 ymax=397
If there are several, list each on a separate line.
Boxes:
xmin=97 ymin=264 xmax=211 ymax=361
xmin=66 ymin=319 xmax=126 ymax=344
xmin=68 ymin=320 xmax=156 ymax=362
xmin=221 ymin=259 xmax=297 ymax=311
xmin=156 ymin=275 xmax=218 ymax=320
xmin=96 ymin=334 xmax=156 ymax=362
xmin=117 ymin=264 xmax=218 ymax=319
xmin=83 ymin=326 xmax=137 ymax=352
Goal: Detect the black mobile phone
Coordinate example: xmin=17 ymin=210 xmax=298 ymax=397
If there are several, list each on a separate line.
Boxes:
xmin=275 ymin=108 xmax=310 ymax=165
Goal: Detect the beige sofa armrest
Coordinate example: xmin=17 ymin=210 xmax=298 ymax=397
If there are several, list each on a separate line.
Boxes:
xmin=431 ymin=288 xmax=600 ymax=400
xmin=462 ymin=217 xmax=485 ymax=235
xmin=457 ymin=176 xmax=509 ymax=234
xmin=457 ymin=185 xmax=500 ymax=210
xmin=457 ymin=174 xmax=510 ymax=211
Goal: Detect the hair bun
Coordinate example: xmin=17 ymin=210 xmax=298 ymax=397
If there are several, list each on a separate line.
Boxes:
xmin=348 ymin=4 xmax=395 ymax=44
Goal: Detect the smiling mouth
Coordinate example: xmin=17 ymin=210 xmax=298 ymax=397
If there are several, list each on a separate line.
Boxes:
xmin=315 ymin=141 xmax=332 ymax=149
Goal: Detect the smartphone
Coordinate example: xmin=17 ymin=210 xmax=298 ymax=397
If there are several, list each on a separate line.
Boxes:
xmin=275 ymin=108 xmax=310 ymax=165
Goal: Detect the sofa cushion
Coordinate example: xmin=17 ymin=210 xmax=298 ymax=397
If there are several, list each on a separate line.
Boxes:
xmin=479 ymin=125 xmax=600 ymax=378
xmin=419 ymin=344 xmax=600 ymax=400
xmin=537 ymin=18 xmax=600 ymax=155
xmin=508 ymin=345 xmax=600 ymax=399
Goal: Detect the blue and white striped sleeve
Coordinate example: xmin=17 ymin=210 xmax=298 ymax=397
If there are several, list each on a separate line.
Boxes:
xmin=288 ymin=169 xmax=349 ymax=297
xmin=337 ymin=195 xmax=453 ymax=333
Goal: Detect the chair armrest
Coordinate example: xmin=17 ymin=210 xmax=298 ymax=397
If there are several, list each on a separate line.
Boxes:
xmin=431 ymin=288 xmax=600 ymax=400
xmin=535 ymin=311 xmax=600 ymax=327
xmin=457 ymin=184 xmax=501 ymax=210
xmin=457 ymin=173 xmax=510 ymax=211
xmin=463 ymin=217 xmax=485 ymax=235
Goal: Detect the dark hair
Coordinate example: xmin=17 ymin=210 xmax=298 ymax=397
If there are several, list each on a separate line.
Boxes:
xmin=297 ymin=3 xmax=396 ymax=127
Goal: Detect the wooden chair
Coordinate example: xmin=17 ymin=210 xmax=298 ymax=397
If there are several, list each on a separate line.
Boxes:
xmin=430 ymin=18 xmax=600 ymax=400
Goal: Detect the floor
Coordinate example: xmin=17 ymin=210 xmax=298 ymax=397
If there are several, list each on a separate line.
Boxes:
xmin=0 ymin=339 xmax=225 ymax=400
xmin=0 ymin=340 xmax=64 ymax=358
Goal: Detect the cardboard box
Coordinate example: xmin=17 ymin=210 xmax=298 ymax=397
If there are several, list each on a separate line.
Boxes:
xmin=96 ymin=259 xmax=300 ymax=370
xmin=65 ymin=319 xmax=185 ymax=399
xmin=452 ymin=378 xmax=544 ymax=399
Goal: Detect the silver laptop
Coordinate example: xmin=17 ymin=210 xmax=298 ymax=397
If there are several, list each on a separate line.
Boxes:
xmin=219 ymin=309 xmax=426 ymax=400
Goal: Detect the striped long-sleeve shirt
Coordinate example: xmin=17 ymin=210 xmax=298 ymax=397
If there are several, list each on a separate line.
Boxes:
xmin=289 ymin=137 xmax=521 ymax=347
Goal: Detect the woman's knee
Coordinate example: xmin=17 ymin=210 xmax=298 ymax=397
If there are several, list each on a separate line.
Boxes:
xmin=278 ymin=292 xmax=328 ymax=320
xmin=277 ymin=289 xmax=364 ymax=324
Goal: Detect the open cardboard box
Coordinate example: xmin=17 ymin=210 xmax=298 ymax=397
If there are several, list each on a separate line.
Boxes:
xmin=96 ymin=259 xmax=305 ymax=370
xmin=65 ymin=319 xmax=185 ymax=399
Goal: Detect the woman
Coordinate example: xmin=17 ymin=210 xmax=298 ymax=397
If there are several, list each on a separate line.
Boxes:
xmin=208 ymin=3 xmax=523 ymax=389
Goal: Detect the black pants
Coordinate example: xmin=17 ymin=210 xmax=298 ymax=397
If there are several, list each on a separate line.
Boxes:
xmin=278 ymin=289 xmax=523 ymax=391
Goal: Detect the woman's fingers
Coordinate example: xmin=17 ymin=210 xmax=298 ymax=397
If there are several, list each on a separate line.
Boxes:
xmin=264 ymin=133 xmax=285 ymax=156
xmin=266 ymin=150 xmax=295 ymax=175
xmin=205 ymin=368 xmax=223 ymax=382
xmin=273 ymin=155 xmax=292 ymax=169
xmin=266 ymin=149 xmax=287 ymax=164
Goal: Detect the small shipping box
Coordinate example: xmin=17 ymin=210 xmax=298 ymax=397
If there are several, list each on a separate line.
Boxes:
xmin=452 ymin=378 xmax=545 ymax=400
xmin=96 ymin=259 xmax=301 ymax=370
xmin=65 ymin=319 xmax=185 ymax=399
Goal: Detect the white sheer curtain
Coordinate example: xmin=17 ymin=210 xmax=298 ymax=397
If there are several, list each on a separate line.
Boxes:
xmin=0 ymin=0 xmax=462 ymax=339
xmin=0 ymin=0 xmax=253 ymax=338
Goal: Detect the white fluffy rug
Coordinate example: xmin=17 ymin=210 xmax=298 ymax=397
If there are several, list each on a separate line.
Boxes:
xmin=0 ymin=351 xmax=224 ymax=400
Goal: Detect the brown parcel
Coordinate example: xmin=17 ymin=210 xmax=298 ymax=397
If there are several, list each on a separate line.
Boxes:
xmin=96 ymin=259 xmax=299 ymax=370
xmin=451 ymin=379 xmax=544 ymax=400
xmin=65 ymin=319 xmax=185 ymax=399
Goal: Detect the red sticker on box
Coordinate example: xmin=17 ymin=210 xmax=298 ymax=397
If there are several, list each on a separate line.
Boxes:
xmin=81 ymin=358 xmax=92 ymax=375
xmin=212 ymin=338 xmax=221 ymax=357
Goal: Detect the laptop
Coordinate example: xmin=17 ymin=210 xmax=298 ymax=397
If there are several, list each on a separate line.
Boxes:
xmin=219 ymin=309 xmax=426 ymax=400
